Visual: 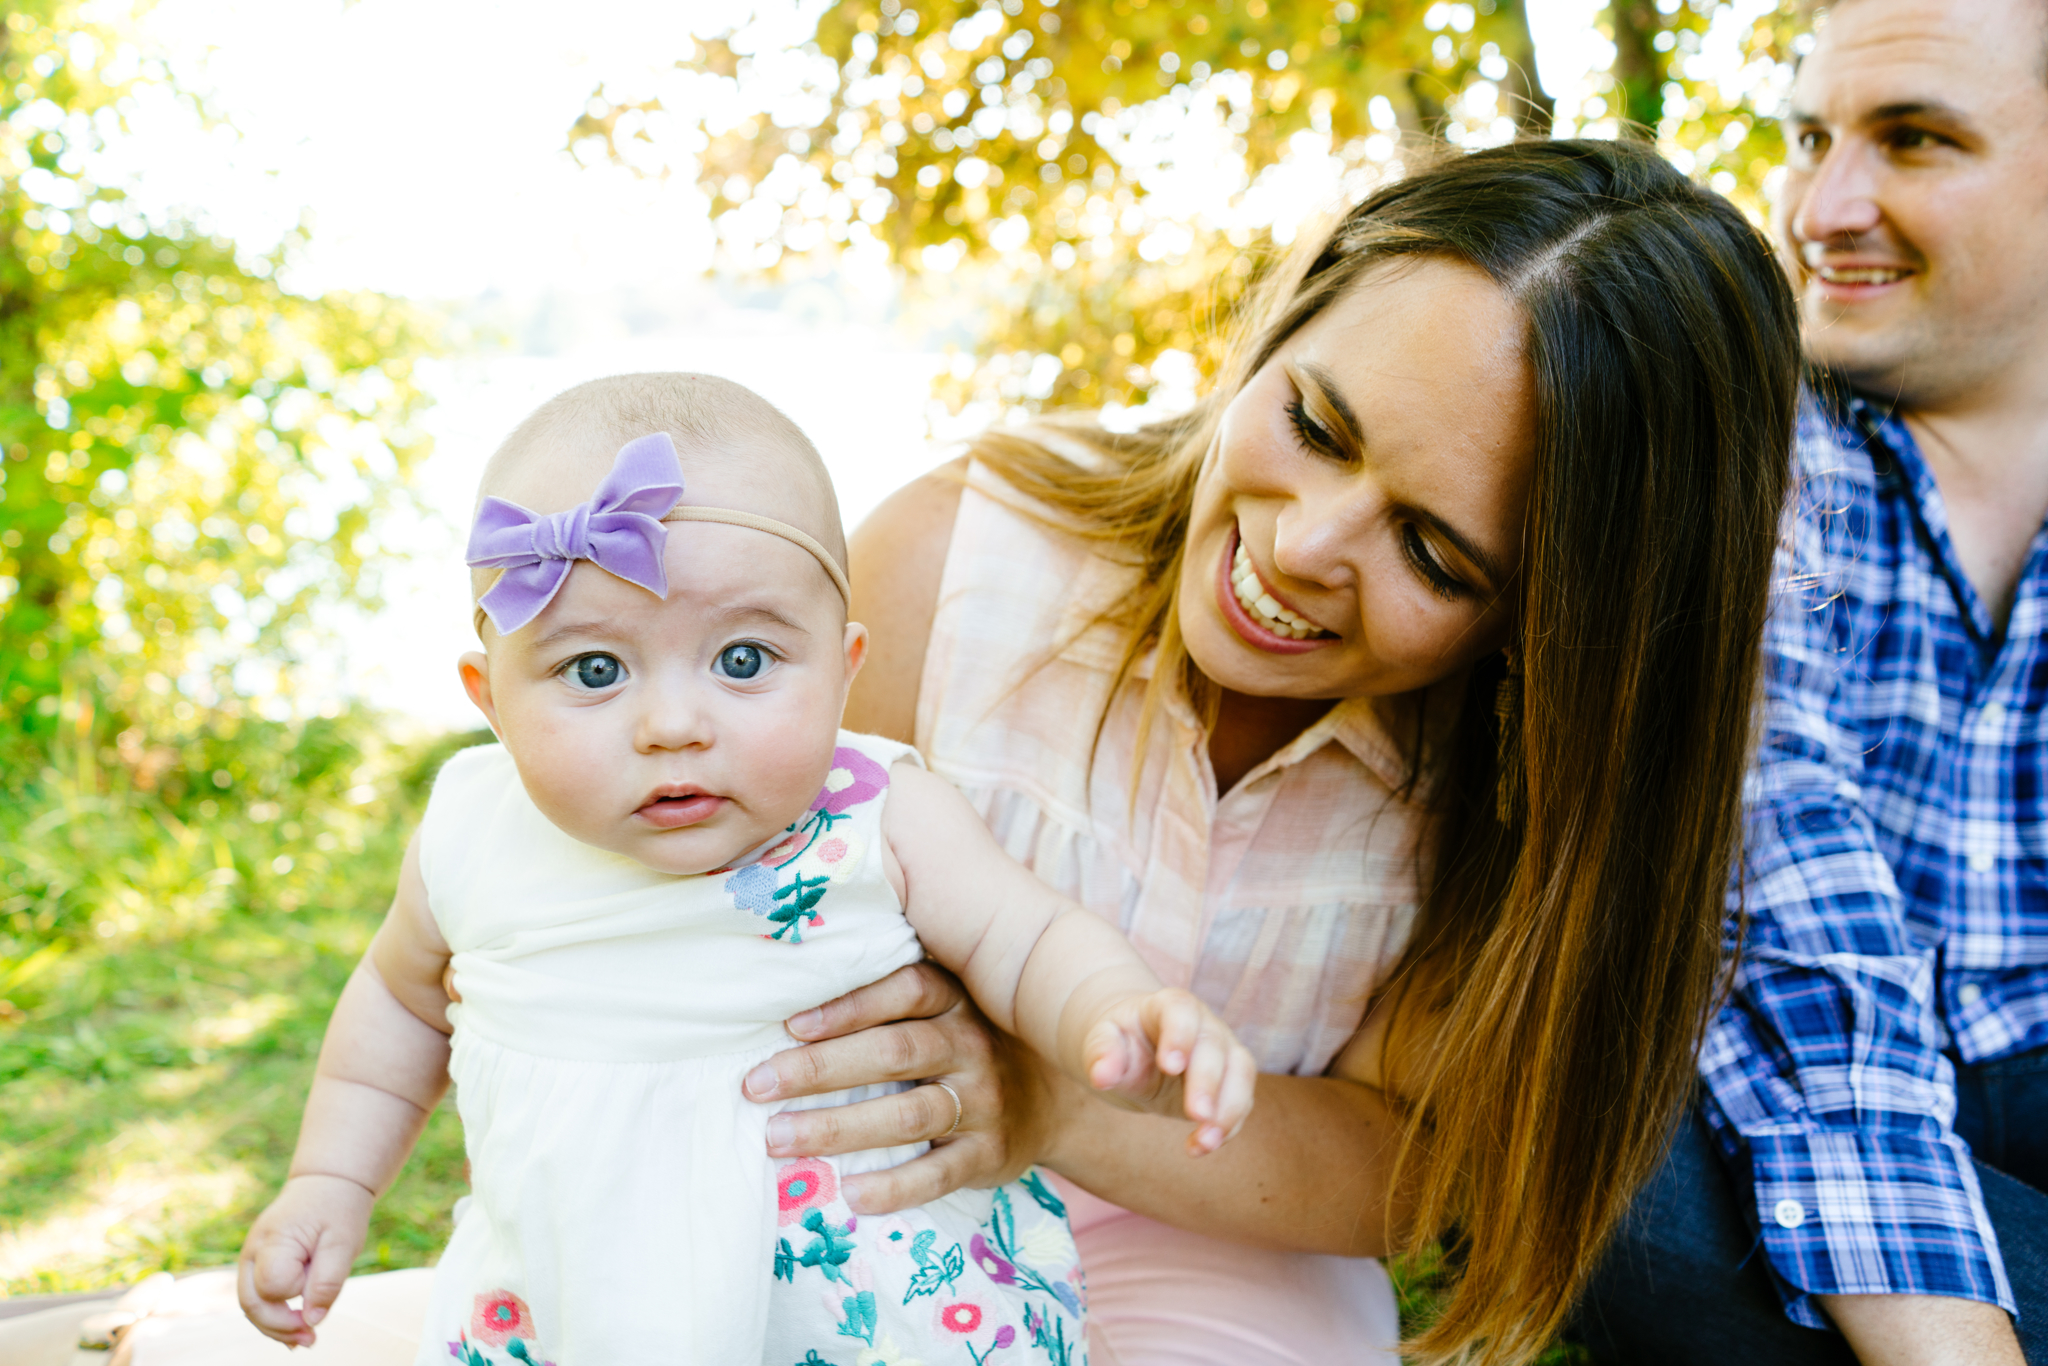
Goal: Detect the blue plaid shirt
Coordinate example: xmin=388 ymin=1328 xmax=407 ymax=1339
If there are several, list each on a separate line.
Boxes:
xmin=1699 ymin=393 xmax=2048 ymax=1327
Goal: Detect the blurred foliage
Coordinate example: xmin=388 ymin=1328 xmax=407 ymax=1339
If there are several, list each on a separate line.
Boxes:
xmin=1 ymin=728 xmax=492 ymax=1294
xmin=2 ymin=0 xmax=437 ymax=955
xmin=1 ymin=0 xmax=450 ymax=1292
xmin=576 ymin=0 xmax=1803 ymax=416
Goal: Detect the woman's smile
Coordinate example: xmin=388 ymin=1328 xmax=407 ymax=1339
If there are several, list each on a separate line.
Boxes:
xmin=1216 ymin=525 xmax=1336 ymax=654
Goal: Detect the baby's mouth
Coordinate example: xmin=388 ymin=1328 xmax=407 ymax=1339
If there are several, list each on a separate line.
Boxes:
xmin=636 ymin=786 xmax=725 ymax=829
xmin=1229 ymin=539 xmax=1335 ymax=641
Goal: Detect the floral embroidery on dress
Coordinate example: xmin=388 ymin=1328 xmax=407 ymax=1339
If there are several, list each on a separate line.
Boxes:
xmin=771 ymin=1160 xmax=1084 ymax=1366
xmin=445 ymin=1290 xmax=554 ymax=1366
xmin=726 ymin=746 xmax=888 ymax=943
xmin=777 ymin=1158 xmax=840 ymax=1225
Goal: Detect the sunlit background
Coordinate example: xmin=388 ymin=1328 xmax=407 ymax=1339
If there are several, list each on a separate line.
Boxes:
xmin=1 ymin=0 xmax=1808 ymax=1327
xmin=99 ymin=0 xmax=1792 ymax=728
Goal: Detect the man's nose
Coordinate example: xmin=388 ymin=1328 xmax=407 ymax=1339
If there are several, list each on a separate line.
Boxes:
xmin=1789 ymin=140 xmax=1883 ymax=248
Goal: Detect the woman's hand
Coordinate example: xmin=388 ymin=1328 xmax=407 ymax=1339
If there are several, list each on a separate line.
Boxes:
xmin=743 ymin=961 xmax=1055 ymax=1214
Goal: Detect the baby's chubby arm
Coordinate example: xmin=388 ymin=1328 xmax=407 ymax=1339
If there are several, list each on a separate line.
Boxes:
xmin=880 ymin=763 xmax=1255 ymax=1155
xmin=237 ymin=831 xmax=453 ymax=1347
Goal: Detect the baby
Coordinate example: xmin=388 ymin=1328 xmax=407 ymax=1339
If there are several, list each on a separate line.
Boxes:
xmin=237 ymin=374 xmax=1256 ymax=1365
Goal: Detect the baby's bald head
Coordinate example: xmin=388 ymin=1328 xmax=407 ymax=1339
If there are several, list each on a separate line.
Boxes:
xmin=473 ymin=373 xmax=846 ymax=612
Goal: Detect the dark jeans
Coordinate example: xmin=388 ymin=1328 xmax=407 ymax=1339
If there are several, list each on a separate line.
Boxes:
xmin=1574 ymin=1047 xmax=2048 ymax=1364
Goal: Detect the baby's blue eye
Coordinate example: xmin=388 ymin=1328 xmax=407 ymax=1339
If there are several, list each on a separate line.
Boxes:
xmin=569 ymin=653 xmax=622 ymax=689
xmin=718 ymin=644 xmax=764 ymax=679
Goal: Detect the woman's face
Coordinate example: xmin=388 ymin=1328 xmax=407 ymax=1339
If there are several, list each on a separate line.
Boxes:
xmin=1178 ymin=256 xmax=1536 ymax=702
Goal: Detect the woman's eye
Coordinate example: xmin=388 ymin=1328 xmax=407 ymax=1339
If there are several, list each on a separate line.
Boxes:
xmin=1401 ymin=525 xmax=1467 ymax=601
xmin=1285 ymin=398 xmax=1341 ymax=459
xmin=717 ymin=643 xmax=765 ymax=679
xmin=567 ymin=653 xmax=623 ymax=689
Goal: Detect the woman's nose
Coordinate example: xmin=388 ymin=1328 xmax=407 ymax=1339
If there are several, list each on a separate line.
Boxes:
xmin=1271 ymin=484 xmax=1376 ymax=588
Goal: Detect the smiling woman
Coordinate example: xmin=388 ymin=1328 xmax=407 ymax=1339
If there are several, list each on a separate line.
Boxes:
xmin=813 ymin=138 xmax=1803 ymax=1366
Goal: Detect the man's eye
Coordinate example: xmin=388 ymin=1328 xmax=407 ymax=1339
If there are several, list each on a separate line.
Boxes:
xmin=567 ymin=653 xmax=623 ymax=689
xmin=1794 ymin=129 xmax=1829 ymax=158
xmin=717 ymin=644 xmax=765 ymax=679
xmin=1888 ymin=127 xmax=1936 ymax=151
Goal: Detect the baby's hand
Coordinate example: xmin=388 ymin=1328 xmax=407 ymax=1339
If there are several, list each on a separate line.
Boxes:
xmin=237 ymin=1174 xmax=375 ymax=1347
xmin=1081 ymin=988 xmax=1256 ymax=1156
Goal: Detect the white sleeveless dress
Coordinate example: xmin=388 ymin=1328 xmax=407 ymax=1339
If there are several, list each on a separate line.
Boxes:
xmin=415 ymin=731 xmax=1087 ymax=1366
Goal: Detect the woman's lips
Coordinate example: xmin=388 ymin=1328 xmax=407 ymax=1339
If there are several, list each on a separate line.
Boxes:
xmin=635 ymin=792 xmax=726 ymax=829
xmin=1215 ymin=528 xmax=1335 ymax=656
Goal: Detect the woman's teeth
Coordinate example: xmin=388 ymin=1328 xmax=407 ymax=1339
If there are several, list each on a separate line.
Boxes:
xmin=1232 ymin=542 xmax=1329 ymax=640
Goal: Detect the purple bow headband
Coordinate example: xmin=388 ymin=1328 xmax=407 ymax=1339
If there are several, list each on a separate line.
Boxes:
xmin=466 ymin=432 xmax=850 ymax=636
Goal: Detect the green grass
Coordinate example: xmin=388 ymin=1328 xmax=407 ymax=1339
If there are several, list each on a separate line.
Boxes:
xmin=0 ymin=721 xmax=489 ymax=1295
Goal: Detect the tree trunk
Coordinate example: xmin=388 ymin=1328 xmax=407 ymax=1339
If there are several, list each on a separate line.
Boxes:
xmin=1494 ymin=0 xmax=1554 ymax=135
xmin=1605 ymin=1 xmax=1664 ymax=140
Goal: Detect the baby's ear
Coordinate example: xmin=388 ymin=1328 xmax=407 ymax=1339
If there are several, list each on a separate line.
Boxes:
xmin=458 ymin=652 xmax=502 ymax=739
xmin=841 ymin=620 xmax=870 ymax=687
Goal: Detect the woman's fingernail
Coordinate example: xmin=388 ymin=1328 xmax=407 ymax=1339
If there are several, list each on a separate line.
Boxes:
xmin=789 ymin=1008 xmax=824 ymax=1037
xmin=304 ymin=1308 xmax=326 ymax=1327
xmin=765 ymin=1114 xmax=794 ymax=1149
xmin=744 ymin=1065 xmax=778 ymax=1099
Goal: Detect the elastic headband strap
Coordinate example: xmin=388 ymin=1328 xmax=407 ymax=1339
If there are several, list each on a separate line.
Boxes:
xmin=660 ymin=505 xmax=851 ymax=605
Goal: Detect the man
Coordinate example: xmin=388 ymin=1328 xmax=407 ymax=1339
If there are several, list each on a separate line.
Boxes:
xmin=1576 ymin=1 xmax=2048 ymax=1363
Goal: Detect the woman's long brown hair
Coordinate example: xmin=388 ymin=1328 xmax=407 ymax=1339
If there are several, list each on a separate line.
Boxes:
xmin=967 ymin=139 xmax=1800 ymax=1364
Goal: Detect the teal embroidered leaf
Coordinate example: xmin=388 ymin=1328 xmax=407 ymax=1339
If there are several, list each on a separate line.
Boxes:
xmin=797 ymin=1353 xmax=840 ymax=1366
xmin=1019 ymin=1169 xmax=1068 ymax=1219
xmin=909 ymin=1229 xmax=937 ymax=1267
xmin=773 ymin=1237 xmax=796 ymax=1282
xmin=798 ymin=1207 xmax=857 ymax=1284
xmin=902 ymin=1238 xmax=968 ymax=1303
xmin=833 ymin=1290 xmax=878 ymax=1345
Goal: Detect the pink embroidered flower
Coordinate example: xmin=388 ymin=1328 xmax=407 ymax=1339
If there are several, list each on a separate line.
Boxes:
xmin=470 ymin=1291 xmax=532 ymax=1347
xmin=816 ymin=837 xmax=849 ymax=864
xmin=776 ymin=1157 xmax=838 ymax=1225
xmin=933 ymin=1297 xmax=987 ymax=1335
xmin=870 ymin=1216 xmax=918 ymax=1258
xmin=810 ymin=746 xmax=889 ymax=815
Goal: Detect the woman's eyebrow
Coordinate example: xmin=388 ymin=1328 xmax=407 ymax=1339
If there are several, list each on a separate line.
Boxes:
xmin=1295 ymin=361 xmax=1365 ymax=447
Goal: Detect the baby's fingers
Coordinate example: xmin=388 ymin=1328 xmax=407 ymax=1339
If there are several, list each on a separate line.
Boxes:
xmin=238 ymin=1247 xmax=313 ymax=1347
xmin=300 ymin=1230 xmax=357 ymax=1328
xmin=1148 ymin=991 xmax=1206 ymax=1078
xmin=1082 ymin=1015 xmax=1143 ymax=1092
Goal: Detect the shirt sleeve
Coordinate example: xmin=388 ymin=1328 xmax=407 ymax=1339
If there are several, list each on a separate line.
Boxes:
xmin=1699 ymin=524 xmax=2013 ymax=1327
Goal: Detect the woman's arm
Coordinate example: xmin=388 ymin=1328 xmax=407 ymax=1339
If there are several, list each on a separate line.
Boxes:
xmin=770 ymin=977 xmax=1408 ymax=1255
xmin=842 ymin=457 xmax=965 ymax=741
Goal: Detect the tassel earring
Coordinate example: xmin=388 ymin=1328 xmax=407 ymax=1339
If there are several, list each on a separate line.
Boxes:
xmin=1494 ymin=647 xmax=1524 ymax=826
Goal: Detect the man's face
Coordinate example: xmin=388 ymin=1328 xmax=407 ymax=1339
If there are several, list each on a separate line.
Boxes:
xmin=1779 ymin=0 xmax=2048 ymax=407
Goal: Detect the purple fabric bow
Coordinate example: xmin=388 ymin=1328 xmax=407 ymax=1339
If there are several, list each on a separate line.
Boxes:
xmin=466 ymin=432 xmax=685 ymax=635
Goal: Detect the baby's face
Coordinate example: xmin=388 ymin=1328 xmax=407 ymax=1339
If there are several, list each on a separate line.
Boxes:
xmin=460 ymin=521 xmax=862 ymax=876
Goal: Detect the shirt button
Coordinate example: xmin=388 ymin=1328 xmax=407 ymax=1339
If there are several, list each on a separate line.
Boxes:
xmin=1774 ymin=1199 xmax=1806 ymax=1229
xmin=1980 ymin=701 xmax=2008 ymax=729
xmin=1969 ymin=849 xmax=1996 ymax=873
xmin=1959 ymin=984 xmax=1983 ymax=1007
